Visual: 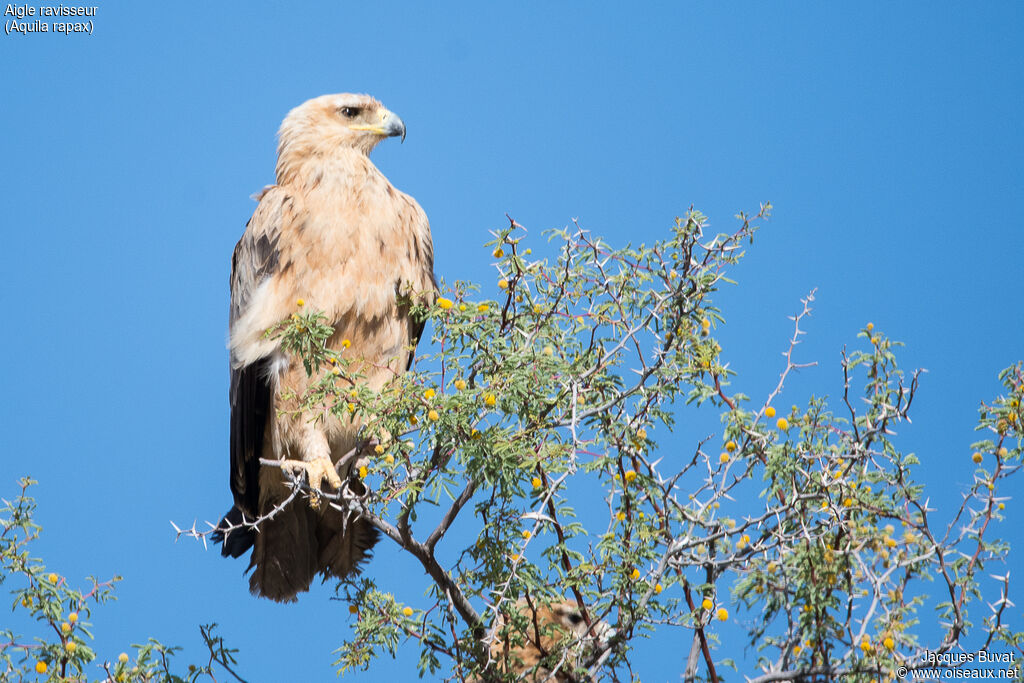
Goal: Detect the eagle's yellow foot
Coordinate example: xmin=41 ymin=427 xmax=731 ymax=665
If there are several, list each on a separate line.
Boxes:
xmin=278 ymin=458 xmax=343 ymax=492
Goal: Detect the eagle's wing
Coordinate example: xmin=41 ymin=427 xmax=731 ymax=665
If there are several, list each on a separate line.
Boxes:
xmin=227 ymin=187 xmax=300 ymax=523
xmin=403 ymin=204 xmax=437 ymax=372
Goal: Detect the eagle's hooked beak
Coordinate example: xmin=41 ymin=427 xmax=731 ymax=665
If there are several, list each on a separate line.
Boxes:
xmin=349 ymin=109 xmax=406 ymax=143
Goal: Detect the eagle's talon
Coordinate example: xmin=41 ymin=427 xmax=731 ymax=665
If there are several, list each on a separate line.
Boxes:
xmin=275 ymin=457 xmax=342 ymax=492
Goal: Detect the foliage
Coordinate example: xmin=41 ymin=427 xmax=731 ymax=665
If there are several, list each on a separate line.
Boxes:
xmin=214 ymin=206 xmax=1024 ymax=681
xmin=7 ymin=205 xmax=1024 ymax=681
xmin=1 ymin=479 xmax=247 ymax=682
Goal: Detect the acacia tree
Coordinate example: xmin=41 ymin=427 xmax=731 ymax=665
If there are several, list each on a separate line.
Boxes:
xmin=4 ymin=205 xmax=1023 ymax=681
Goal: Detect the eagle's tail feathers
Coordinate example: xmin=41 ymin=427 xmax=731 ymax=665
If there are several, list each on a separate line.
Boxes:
xmin=317 ymin=511 xmax=381 ymax=579
xmin=247 ymin=503 xmax=318 ymax=603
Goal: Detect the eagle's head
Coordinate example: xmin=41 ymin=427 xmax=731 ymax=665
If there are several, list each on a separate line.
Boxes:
xmin=487 ymin=598 xmax=616 ymax=679
xmin=275 ymin=93 xmax=406 ymax=183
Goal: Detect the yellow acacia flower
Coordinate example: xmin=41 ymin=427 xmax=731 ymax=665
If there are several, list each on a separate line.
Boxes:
xmin=725 ymin=440 xmax=737 ymax=452
xmin=437 ymin=297 xmax=453 ymax=309
xmin=349 ymin=605 xmax=358 ymax=614
xmin=61 ymin=622 xmax=71 ymax=633
xmin=478 ymin=303 xmax=490 ymax=313
xmin=654 ymin=583 xmax=663 ymax=594
xmin=716 ymin=608 xmax=728 ymax=621
xmin=531 ymin=477 xmax=542 ymax=489
xmin=616 ymin=511 xmax=626 ymax=521
xmin=358 ymin=466 xmax=368 ymax=479
xmin=424 ymin=388 xmax=436 ymax=399
xmin=402 ymin=606 xmax=414 ymax=617
xmin=484 ymin=393 xmax=497 ymax=407
xmin=701 ymin=598 xmax=713 ymax=610
xmin=35 ymin=661 xmax=47 ymax=674
xmin=65 ymin=642 xmax=76 ymax=653
xmin=341 ymin=339 xmax=351 ymax=348
xmin=883 ymin=636 xmax=895 ymax=650
xmin=427 ymin=409 xmax=439 ymax=421
xmin=719 ymin=453 xmax=729 ymax=464
xmin=498 ymin=279 xmax=508 ymax=289
xmin=384 ymin=454 xmax=395 ymax=465
xmin=454 ymin=379 xmax=467 ymax=391
xmin=522 ymin=530 xmax=531 ymax=539
xmin=374 ymin=444 xmax=385 ymax=455
xmin=630 ymin=568 xmax=641 ymax=580
xmin=118 ymin=653 xmax=129 ymax=663
xmin=764 ymin=406 xmax=776 ymax=418
xmin=48 ymin=573 xmax=58 ymax=583
xmin=296 ymin=298 xmax=305 ymax=307
xmin=972 ymin=452 xmax=983 ymax=463
xmin=493 ymin=247 xmax=504 ymax=258
xmin=624 ymin=470 xmax=637 ymax=483
xmin=776 ymin=417 xmax=789 ymax=431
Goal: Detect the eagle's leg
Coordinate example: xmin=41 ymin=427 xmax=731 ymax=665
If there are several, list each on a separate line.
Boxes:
xmin=277 ymin=458 xmax=342 ymax=489
xmin=276 ymin=427 xmax=342 ymax=501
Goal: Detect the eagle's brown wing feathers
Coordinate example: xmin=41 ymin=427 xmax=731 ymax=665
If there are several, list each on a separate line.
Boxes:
xmin=216 ymin=188 xmax=300 ymax=557
xmin=406 ymin=239 xmax=436 ymax=371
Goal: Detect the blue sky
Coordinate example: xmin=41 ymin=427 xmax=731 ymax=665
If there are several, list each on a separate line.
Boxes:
xmin=2 ymin=2 xmax=1022 ymax=680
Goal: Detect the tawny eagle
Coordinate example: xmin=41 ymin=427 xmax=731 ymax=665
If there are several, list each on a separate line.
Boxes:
xmin=213 ymin=94 xmax=435 ymax=601
xmin=479 ymin=599 xmax=614 ymax=682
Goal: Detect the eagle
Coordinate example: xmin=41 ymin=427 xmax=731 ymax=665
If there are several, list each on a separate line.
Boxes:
xmin=480 ymin=599 xmax=614 ymax=682
xmin=213 ymin=93 xmax=435 ymax=602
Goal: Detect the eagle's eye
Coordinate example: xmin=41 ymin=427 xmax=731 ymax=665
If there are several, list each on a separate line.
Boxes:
xmin=340 ymin=106 xmax=360 ymax=119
